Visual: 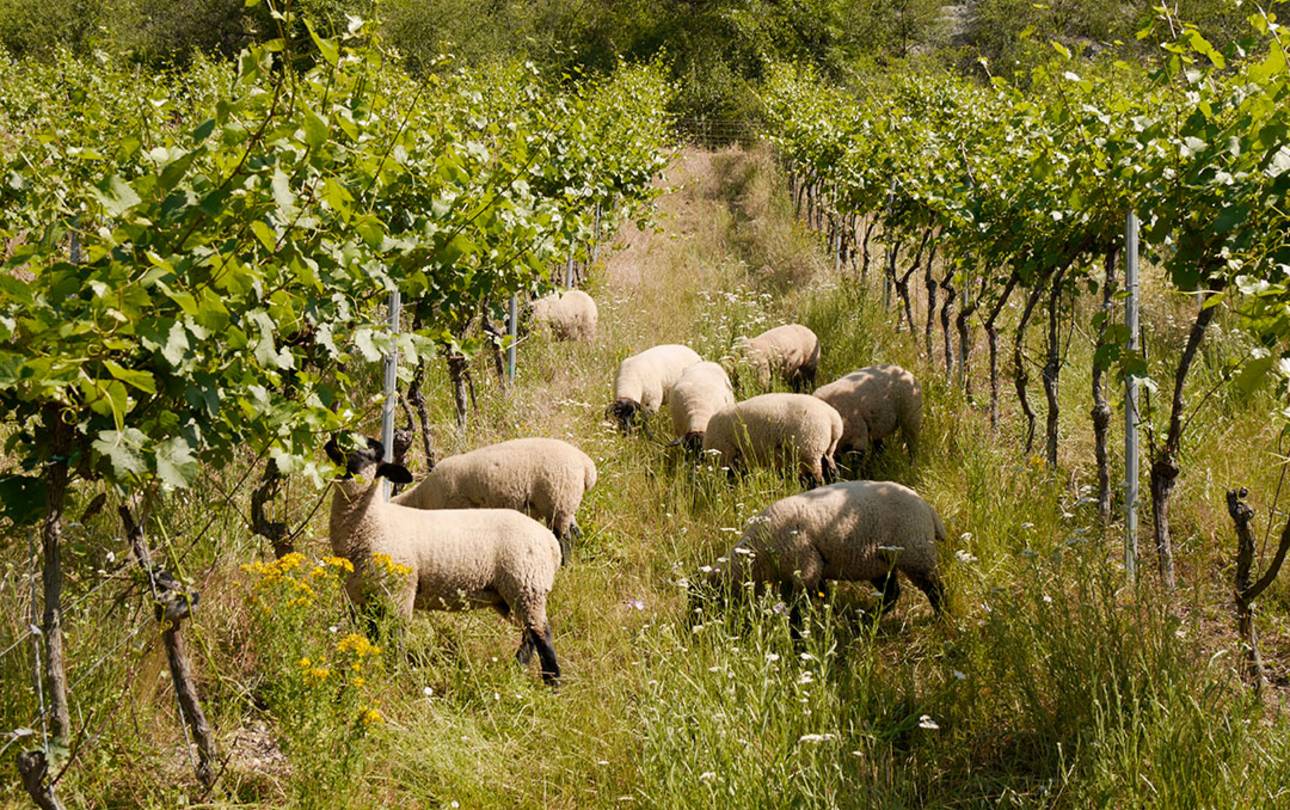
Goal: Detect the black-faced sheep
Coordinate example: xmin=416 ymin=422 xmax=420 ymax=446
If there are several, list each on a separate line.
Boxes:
xmin=812 ymin=364 xmax=922 ymax=460
xmin=326 ymin=436 xmax=562 ymax=685
xmin=531 ymin=289 xmax=598 ymax=342
xmin=704 ymin=480 xmax=946 ymax=626
xmin=729 ymin=324 xmax=820 ymax=392
xmin=393 ymin=437 xmax=597 ymax=563
xmin=606 ymin=343 xmax=703 ymax=432
xmin=668 ymin=361 xmax=736 ymax=454
xmin=701 ymin=393 xmax=843 ymax=487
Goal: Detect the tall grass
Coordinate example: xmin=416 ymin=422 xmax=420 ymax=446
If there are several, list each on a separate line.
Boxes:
xmin=1 ymin=145 xmax=1287 ymax=807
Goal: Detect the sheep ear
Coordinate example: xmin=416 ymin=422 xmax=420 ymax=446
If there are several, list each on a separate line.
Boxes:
xmin=376 ymin=463 xmax=414 ymax=484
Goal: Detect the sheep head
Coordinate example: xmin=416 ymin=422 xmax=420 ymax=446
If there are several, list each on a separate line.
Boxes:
xmin=605 ymin=398 xmax=641 ymax=433
xmin=325 ymin=434 xmax=414 ymax=484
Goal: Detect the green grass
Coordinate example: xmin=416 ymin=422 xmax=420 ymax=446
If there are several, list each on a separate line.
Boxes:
xmin=2 ymin=145 xmax=1289 ymax=808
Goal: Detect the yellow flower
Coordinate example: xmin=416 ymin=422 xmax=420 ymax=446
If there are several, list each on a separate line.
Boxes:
xmin=337 ymin=633 xmax=381 ymax=658
xmin=298 ymin=657 xmax=312 ymax=669
xmin=359 ymin=707 xmax=383 ymax=727
xmin=323 ymin=556 xmax=355 ymax=573
xmin=305 ymin=667 xmax=331 ymax=683
xmin=278 ymin=552 xmax=307 ymax=572
xmin=351 ymin=676 xmax=366 ymax=688
xmin=370 ymin=552 xmax=413 ymax=578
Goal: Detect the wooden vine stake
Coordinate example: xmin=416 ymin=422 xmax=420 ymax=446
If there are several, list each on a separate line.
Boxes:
xmin=1225 ymin=487 xmax=1290 ymax=699
xmin=120 ymin=505 xmax=217 ymax=788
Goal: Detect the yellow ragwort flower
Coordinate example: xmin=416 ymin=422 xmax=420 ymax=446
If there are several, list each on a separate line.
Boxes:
xmin=323 ymin=556 xmax=355 ymax=573
xmin=359 ymin=707 xmax=383 ymax=727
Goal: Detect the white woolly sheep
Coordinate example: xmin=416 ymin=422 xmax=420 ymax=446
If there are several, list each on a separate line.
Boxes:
xmin=706 ymin=480 xmax=946 ymax=624
xmin=668 ymin=361 xmax=736 ymax=454
xmin=326 ymin=436 xmax=562 ymax=685
xmin=812 ymin=364 xmax=922 ymax=459
xmin=393 ymin=437 xmax=597 ymax=564
xmin=606 ymin=343 xmax=703 ymax=432
xmin=729 ymin=323 xmax=820 ymax=392
xmin=531 ymin=289 xmax=598 ymax=342
xmin=701 ymin=393 xmax=843 ymax=486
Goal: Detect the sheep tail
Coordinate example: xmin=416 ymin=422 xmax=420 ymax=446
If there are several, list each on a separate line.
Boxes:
xmin=584 ymin=456 xmax=598 ymax=492
xmin=930 ymin=506 xmax=947 ymax=543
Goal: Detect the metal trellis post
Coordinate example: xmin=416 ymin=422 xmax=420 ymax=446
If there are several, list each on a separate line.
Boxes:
xmin=507 ymin=294 xmax=518 ymax=384
xmin=1124 ymin=211 xmax=1140 ymax=581
xmin=380 ymin=288 xmax=401 ymax=501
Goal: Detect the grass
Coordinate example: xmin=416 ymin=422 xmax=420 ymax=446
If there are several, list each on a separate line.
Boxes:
xmin=2 ymin=144 xmax=1289 ymax=808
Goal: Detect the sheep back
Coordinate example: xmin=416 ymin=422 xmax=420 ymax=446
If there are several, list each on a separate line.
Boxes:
xmin=394 ymin=437 xmax=597 ymax=538
xmin=813 ymin=364 xmax=922 ymax=455
xmin=702 ymin=393 xmax=843 ymax=482
xmin=613 ymin=343 xmax=703 ymax=413
xmin=533 ymin=289 xmax=598 ymax=341
xmin=735 ymin=324 xmax=820 ymax=390
xmin=728 ymin=480 xmax=943 ymax=589
xmin=669 ymin=361 xmax=735 ymax=447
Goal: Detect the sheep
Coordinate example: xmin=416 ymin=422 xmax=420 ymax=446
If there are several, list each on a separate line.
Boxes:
xmin=326 ymin=435 xmax=562 ymax=684
xmin=812 ymin=364 xmax=922 ymax=460
xmin=668 ymin=361 xmax=736 ymax=454
xmin=531 ymin=289 xmax=598 ymax=342
xmin=606 ymin=343 xmax=703 ymax=432
xmin=701 ymin=393 xmax=843 ymax=487
xmin=702 ymin=480 xmax=946 ymax=627
xmin=729 ymin=324 xmax=820 ymax=392
xmin=393 ymin=437 xmax=597 ymax=564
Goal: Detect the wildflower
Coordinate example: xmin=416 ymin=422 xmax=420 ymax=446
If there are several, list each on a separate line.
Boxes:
xmin=771 ymin=602 xmax=788 ymax=616
xmin=360 ymin=707 xmax=383 ymax=727
xmin=1042 ymin=594 xmax=1053 ymax=604
xmin=306 ymin=667 xmax=331 ymax=683
xmin=351 ymin=676 xmax=366 ymax=688
xmin=799 ymin=652 xmax=814 ymax=661
xmin=798 ymin=733 xmax=836 ymax=743
xmin=797 ymin=671 xmax=814 ymax=685
xmin=337 ymin=633 xmax=381 ymax=658
xmin=918 ymin=715 xmax=939 ymax=730
xmin=952 ymin=670 xmax=967 ymax=681
xmin=765 ymin=653 xmax=780 ymax=662
xmin=959 ymin=532 xmax=974 ymax=542
xmin=423 ymin=686 xmax=434 ymax=698
xmin=323 ymin=556 xmax=355 ymax=572
xmin=625 ymin=599 xmax=646 ymax=611
xmin=955 ymin=549 xmax=978 ymax=564
xmin=699 ymin=771 xmax=717 ymax=783
xmin=1020 ymin=522 xmax=1034 ymax=531
xmin=278 ymin=552 xmax=306 ymax=572
xmin=597 ymin=760 xmax=609 ymax=766
xmin=298 ymin=657 xmax=312 ymax=669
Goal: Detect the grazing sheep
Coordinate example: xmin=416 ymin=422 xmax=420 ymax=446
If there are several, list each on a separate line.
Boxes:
xmin=394 ymin=437 xmax=597 ymax=564
xmin=606 ymin=343 xmax=703 ymax=432
xmin=730 ymin=324 xmax=820 ymax=392
xmin=812 ymin=364 xmax=922 ymax=459
xmin=705 ymin=480 xmax=946 ymax=624
xmin=668 ymin=361 xmax=736 ymax=454
xmin=702 ymin=393 xmax=843 ymax=486
xmin=531 ymin=289 xmax=598 ymax=342
xmin=326 ymin=436 xmax=562 ymax=685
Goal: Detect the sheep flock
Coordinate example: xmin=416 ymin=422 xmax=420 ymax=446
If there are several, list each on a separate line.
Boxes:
xmin=325 ymin=295 xmax=940 ymax=684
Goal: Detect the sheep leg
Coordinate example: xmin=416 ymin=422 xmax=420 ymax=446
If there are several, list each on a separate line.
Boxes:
xmin=906 ymin=570 xmax=945 ymax=614
xmin=530 ymin=625 xmax=561 ymax=686
xmin=821 ymin=454 xmax=838 ymax=485
xmin=515 ymin=628 xmax=535 ymax=665
xmin=871 ymin=573 xmax=901 ymax=615
xmin=552 ymin=526 xmax=571 ymax=567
